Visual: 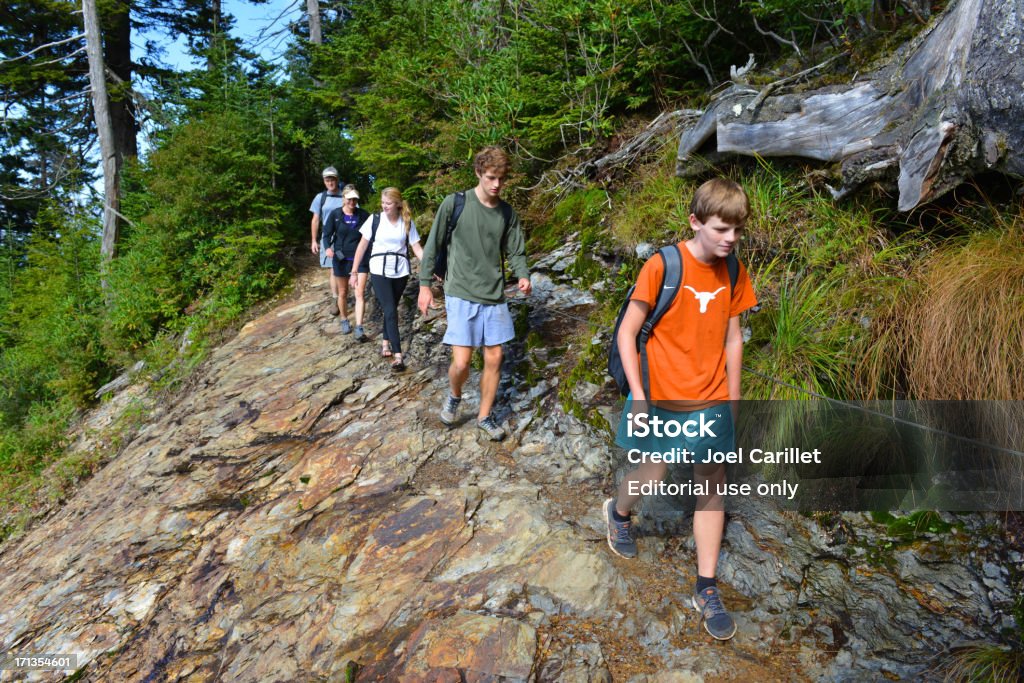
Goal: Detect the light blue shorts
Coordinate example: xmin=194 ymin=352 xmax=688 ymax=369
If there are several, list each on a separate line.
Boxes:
xmin=616 ymin=396 xmax=734 ymax=465
xmin=319 ymin=238 xmax=331 ymax=268
xmin=443 ymin=295 xmax=515 ymax=347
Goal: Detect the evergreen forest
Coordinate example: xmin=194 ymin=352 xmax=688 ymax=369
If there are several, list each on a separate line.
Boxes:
xmin=3 ymin=0 xmax=1024 ymax=677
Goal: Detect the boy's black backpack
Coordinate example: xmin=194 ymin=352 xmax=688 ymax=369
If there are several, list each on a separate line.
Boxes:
xmin=433 ymin=191 xmax=514 ymax=281
xmin=607 ymin=245 xmax=739 ymax=397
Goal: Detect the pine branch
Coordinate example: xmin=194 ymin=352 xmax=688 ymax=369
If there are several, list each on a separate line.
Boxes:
xmin=0 ymin=33 xmax=86 ymax=65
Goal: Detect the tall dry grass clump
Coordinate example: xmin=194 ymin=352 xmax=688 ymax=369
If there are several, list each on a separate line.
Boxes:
xmin=936 ymin=643 xmax=1024 ymax=683
xmin=903 ymin=228 xmax=1024 ymax=400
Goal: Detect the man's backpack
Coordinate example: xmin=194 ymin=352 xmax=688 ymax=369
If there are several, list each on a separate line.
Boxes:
xmin=432 ymin=191 xmax=514 ymax=281
xmin=607 ymin=245 xmax=739 ymax=397
xmin=316 ymin=190 xmax=344 ymax=239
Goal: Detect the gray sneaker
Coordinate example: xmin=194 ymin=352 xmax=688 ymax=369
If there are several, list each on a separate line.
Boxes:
xmin=439 ymin=394 xmax=461 ymax=426
xmin=602 ymin=498 xmax=637 ymax=559
xmin=692 ymin=585 xmax=737 ymax=640
xmin=477 ymin=415 xmax=506 ymax=441
xmin=354 ymin=325 xmax=367 ymax=342
xmin=340 ymin=319 xmax=352 ymax=334
xmin=329 ymin=299 xmax=340 ymax=316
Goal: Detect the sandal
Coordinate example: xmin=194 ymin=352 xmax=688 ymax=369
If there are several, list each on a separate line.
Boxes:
xmin=391 ymin=354 xmax=406 ymax=372
xmin=381 ymin=341 xmax=392 ymax=357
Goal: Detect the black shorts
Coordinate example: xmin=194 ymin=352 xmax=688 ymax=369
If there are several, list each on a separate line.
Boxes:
xmin=333 ymin=255 xmax=370 ymax=277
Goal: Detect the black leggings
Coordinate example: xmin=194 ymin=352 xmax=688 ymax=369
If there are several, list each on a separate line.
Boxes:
xmin=370 ymin=274 xmax=408 ymax=354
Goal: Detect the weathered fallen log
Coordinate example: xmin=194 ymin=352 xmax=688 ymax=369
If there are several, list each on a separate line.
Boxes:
xmin=677 ymin=0 xmax=1024 ymax=211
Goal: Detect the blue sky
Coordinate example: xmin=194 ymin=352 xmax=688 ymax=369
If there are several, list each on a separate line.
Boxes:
xmin=137 ymin=0 xmax=302 ymax=71
xmin=226 ymin=0 xmax=302 ymax=64
xmin=127 ymin=0 xmax=301 ymax=159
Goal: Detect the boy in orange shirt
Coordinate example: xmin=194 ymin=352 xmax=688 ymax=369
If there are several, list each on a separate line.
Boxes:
xmin=603 ymin=178 xmax=757 ymax=640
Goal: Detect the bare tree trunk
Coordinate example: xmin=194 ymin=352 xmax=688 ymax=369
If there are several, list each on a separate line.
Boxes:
xmin=306 ymin=0 xmax=322 ymax=45
xmin=677 ymin=0 xmax=1024 ymax=211
xmin=104 ymin=0 xmax=137 ymax=165
xmin=82 ymin=0 xmax=119 ymax=263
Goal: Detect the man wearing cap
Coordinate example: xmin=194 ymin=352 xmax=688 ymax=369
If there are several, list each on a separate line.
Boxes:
xmin=310 ymin=167 xmax=346 ymax=314
xmin=323 ymin=185 xmax=371 ymax=337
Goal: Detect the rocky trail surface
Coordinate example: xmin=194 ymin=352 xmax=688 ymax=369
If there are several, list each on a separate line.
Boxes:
xmin=1 ymin=246 xmax=1017 ymax=682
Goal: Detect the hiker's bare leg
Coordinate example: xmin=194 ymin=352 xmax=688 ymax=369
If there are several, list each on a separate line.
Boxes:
xmin=615 ymin=461 xmax=669 ymax=516
xmin=694 ymin=463 xmax=726 ymax=578
xmin=449 ymin=345 xmax=472 ymax=398
xmin=354 ymin=273 xmax=368 ymax=325
xmin=479 ymin=344 xmax=503 ymax=419
xmin=337 ymin=277 xmax=350 ymax=319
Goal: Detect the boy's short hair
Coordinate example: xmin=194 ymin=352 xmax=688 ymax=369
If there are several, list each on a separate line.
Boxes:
xmin=691 ymin=178 xmax=749 ymax=226
xmin=474 ymin=147 xmax=509 ymax=176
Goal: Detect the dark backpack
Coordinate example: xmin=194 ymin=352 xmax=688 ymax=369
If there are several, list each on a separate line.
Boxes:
xmin=367 ymin=213 xmax=411 ymax=274
xmin=433 ymin=191 xmax=514 ymax=281
xmin=316 ymin=190 xmax=344 ymax=238
xmin=607 ymin=246 xmax=739 ymax=397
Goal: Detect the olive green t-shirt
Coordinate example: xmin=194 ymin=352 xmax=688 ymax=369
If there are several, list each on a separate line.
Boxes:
xmin=420 ymin=190 xmax=530 ymax=305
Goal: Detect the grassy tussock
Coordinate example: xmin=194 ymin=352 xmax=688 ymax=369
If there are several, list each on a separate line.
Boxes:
xmin=936 ymin=643 xmax=1024 ymax=683
xmin=902 ymin=227 xmax=1024 ymax=400
xmin=744 ymin=268 xmax=855 ymax=399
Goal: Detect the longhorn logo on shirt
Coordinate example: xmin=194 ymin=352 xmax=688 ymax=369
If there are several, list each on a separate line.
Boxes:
xmin=683 ymin=285 xmax=726 ymax=313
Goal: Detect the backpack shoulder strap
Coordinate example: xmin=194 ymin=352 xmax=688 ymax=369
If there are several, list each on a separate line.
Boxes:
xmin=497 ymin=199 xmax=515 ymax=279
xmin=634 ymin=245 xmax=684 ymax=397
xmin=637 ymin=245 xmax=683 ymax=398
xmin=725 ymin=252 xmax=739 ymax=292
xmin=499 ymin=199 xmax=513 ymax=234
xmin=318 ymin=191 xmax=343 ymax=225
xmin=446 ymin=191 xmax=466 ymax=240
xmin=369 ymin=213 xmax=382 ymax=243
xmin=647 ymin=245 xmax=683 ymax=328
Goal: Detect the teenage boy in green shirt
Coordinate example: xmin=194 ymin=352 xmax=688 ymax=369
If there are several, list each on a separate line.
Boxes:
xmin=417 ymin=147 xmax=532 ymax=441
xmin=605 ymin=178 xmax=758 ymax=640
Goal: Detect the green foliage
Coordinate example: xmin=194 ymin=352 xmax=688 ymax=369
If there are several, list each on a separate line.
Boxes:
xmin=0 ymin=206 xmax=108 ymax=425
xmin=0 ymin=44 xmax=299 ymax=536
xmin=611 ymin=172 xmax=692 ymax=248
xmin=0 ymin=399 xmax=75 ymax=480
xmin=106 ymin=108 xmax=286 ymax=361
xmin=869 ymin=510 xmax=955 ymax=539
xmin=309 ymin=0 xmax=933 ymax=203
xmin=531 ymin=187 xmax=608 ymax=253
xmin=0 ymin=0 xmax=92 ymax=234
xmin=0 ymin=206 xmax=106 ymax=532
xmin=745 ymin=270 xmax=856 ymax=399
xmin=316 ymin=0 xmax=781 ymax=197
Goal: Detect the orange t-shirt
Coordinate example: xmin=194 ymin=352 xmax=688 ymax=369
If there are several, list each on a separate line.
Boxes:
xmin=630 ymin=242 xmax=758 ymax=402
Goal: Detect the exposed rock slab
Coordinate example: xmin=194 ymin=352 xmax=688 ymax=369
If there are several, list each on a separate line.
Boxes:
xmin=0 ymin=273 xmax=1017 ymax=682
